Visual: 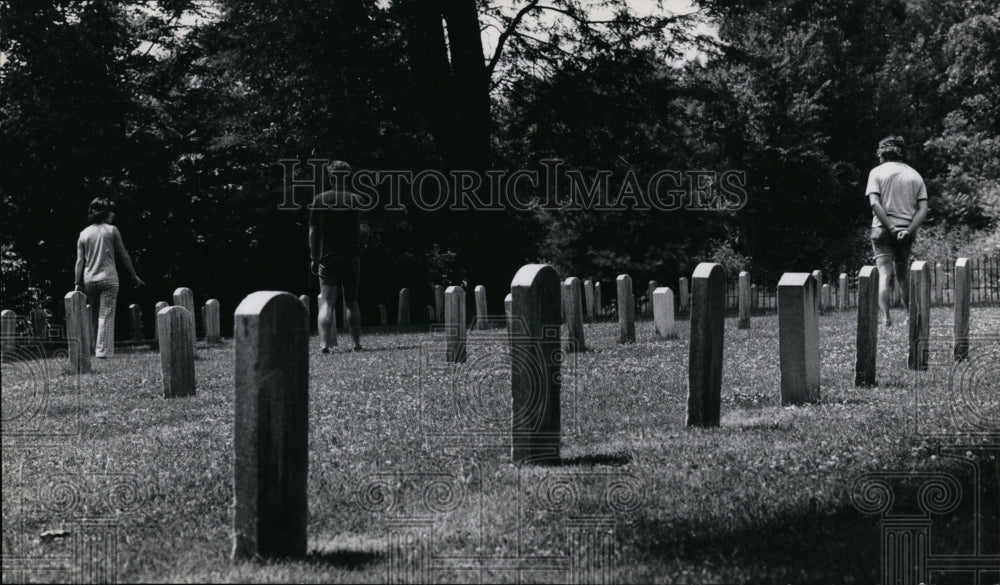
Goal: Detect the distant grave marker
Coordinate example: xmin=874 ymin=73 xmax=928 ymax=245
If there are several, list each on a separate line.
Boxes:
xmin=778 ymin=273 xmax=820 ymax=404
xmin=616 ymin=274 xmax=635 ymax=344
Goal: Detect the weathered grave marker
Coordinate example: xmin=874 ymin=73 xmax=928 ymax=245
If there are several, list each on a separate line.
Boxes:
xmin=778 ymin=273 xmax=820 ymax=404
xmin=750 ymin=284 xmax=758 ymax=310
xmin=157 ymin=306 xmax=195 ymax=397
xmin=433 ymin=284 xmax=445 ymax=323
xmin=445 ymin=286 xmax=467 ymax=363
xmin=65 ymin=293 xmax=91 ymax=373
xmin=738 ymin=271 xmax=751 ymax=329
xmin=233 ymin=291 xmax=308 ymax=560
xmin=679 ymin=277 xmax=690 ymax=313
xmin=935 ymin=262 xmax=945 ymax=306
xmin=954 ymin=258 xmax=970 ymax=361
xmin=594 ymin=282 xmax=603 ymax=318
xmin=398 ymin=288 xmax=410 ymax=325
xmin=617 ymin=274 xmax=636 ymax=344
xmin=908 ymin=261 xmax=931 ymax=370
xmin=811 ymin=270 xmax=823 ymax=315
xmin=172 ymin=287 xmax=197 ymax=349
xmin=510 ymin=264 xmax=561 ymax=464
xmin=653 ymin=287 xmax=676 ymax=339
xmin=475 ymin=285 xmax=488 ymax=330
xmin=854 ymin=266 xmax=879 ymax=386
xmin=153 ymin=301 xmax=168 ymax=344
xmin=822 ymin=284 xmax=832 ymax=311
xmin=427 ymin=305 xmax=435 ymax=323
xmin=687 ymin=264 xmax=725 ymax=427
xmin=563 ymin=277 xmax=585 ymax=353
xmin=378 ymin=304 xmax=388 ymax=326
xmin=839 ymin=273 xmax=849 ymax=310
xmin=583 ymin=279 xmax=596 ymax=321
xmin=129 ymin=304 xmax=142 ymax=343
xmin=1 ymin=309 xmax=15 ymax=354
xmin=647 ymin=280 xmax=658 ymax=315
xmin=30 ymin=307 xmax=47 ymax=339
xmin=205 ymin=299 xmax=221 ymax=343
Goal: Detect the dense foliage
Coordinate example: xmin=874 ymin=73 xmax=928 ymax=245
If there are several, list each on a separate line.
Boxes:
xmin=2 ymin=0 xmax=997 ymax=321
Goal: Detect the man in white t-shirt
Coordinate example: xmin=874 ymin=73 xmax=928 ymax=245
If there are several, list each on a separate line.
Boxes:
xmin=866 ymin=136 xmax=928 ymax=327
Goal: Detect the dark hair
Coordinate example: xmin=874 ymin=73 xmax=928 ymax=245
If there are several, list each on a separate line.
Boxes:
xmin=877 ymin=135 xmax=906 ymax=161
xmin=87 ymin=197 xmax=116 ymax=224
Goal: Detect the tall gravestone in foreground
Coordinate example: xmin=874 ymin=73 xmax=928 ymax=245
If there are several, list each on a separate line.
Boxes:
xmin=687 ymin=263 xmax=725 ymax=427
xmin=205 ymin=299 xmax=222 ymax=343
xmin=445 ymin=286 xmax=467 ymax=363
xmin=679 ymin=277 xmax=690 ymax=313
xmin=64 ymin=292 xmax=91 ymax=374
xmin=738 ymin=271 xmax=751 ymax=329
xmin=652 ymin=287 xmax=676 ymax=339
xmin=233 ymin=291 xmax=308 ymax=560
xmin=563 ymin=277 xmax=586 ymax=353
xmin=474 ymin=285 xmax=488 ymax=330
xmin=616 ymin=274 xmax=636 ymax=344
xmin=908 ymin=261 xmax=931 ymax=370
xmin=398 ymin=288 xmax=410 ymax=326
xmin=854 ymin=266 xmax=879 ymax=387
xmin=172 ymin=287 xmax=197 ymax=349
xmin=778 ymin=273 xmax=820 ymax=404
xmin=510 ymin=264 xmax=562 ymax=464
xmin=954 ymin=258 xmax=971 ymax=361
xmin=157 ymin=306 xmax=195 ymax=398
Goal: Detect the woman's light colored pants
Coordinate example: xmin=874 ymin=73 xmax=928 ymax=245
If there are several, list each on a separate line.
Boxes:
xmin=84 ymin=278 xmax=119 ymax=357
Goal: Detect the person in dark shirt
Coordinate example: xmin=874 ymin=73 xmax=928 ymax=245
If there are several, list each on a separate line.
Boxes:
xmin=309 ymin=160 xmax=369 ymax=352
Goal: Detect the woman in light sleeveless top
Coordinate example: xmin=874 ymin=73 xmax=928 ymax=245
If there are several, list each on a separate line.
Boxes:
xmin=74 ymin=198 xmax=144 ymax=357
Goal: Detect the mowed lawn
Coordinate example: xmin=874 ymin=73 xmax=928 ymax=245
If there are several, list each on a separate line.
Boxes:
xmin=3 ymin=305 xmax=998 ymax=583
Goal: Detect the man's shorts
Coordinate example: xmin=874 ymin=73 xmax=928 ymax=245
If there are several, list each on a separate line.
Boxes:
xmin=871 ymin=225 xmax=914 ymax=263
xmin=318 ymin=255 xmax=360 ymax=304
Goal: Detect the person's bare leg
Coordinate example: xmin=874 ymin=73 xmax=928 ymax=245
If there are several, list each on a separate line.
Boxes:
xmin=875 ymin=255 xmax=894 ymax=327
xmin=318 ymin=284 xmax=339 ymax=352
xmin=895 ymin=258 xmax=911 ymax=313
xmin=347 ymin=300 xmax=362 ymax=350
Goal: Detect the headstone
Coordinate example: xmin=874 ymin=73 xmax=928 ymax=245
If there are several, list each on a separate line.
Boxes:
xmin=738 ymin=271 xmax=750 ymax=329
xmin=474 ymin=285 xmax=488 ymax=330
xmin=854 ymin=266 xmax=879 ymax=386
xmin=616 ymin=274 xmax=635 ymax=344
xmin=156 ymin=306 xmax=195 ymax=397
xmin=30 ymin=307 xmax=47 ymax=339
xmin=908 ymin=261 xmax=931 ymax=370
xmin=778 ymin=273 xmax=820 ymax=404
xmin=563 ymin=277 xmax=585 ymax=353
xmin=811 ymin=270 xmax=823 ymax=315
xmin=687 ymin=263 xmax=725 ymax=427
xmin=153 ymin=301 xmax=168 ymax=344
xmin=510 ymin=264 xmax=562 ymax=464
xmin=64 ymin=292 xmax=91 ymax=374
xmin=205 ymin=299 xmax=221 ymax=343
xmin=433 ymin=284 xmax=445 ymax=323
xmin=445 ymin=286 xmax=467 ymax=363
xmin=129 ymin=304 xmax=142 ymax=343
xmin=679 ymin=277 xmax=690 ymax=313
xmin=398 ymin=288 xmax=410 ymax=325
xmin=954 ymin=258 xmax=970 ymax=361
xmin=378 ymin=304 xmax=388 ymax=326
xmin=172 ymin=287 xmax=197 ymax=349
xmin=838 ymin=273 xmax=848 ymax=310
xmin=583 ymin=279 xmax=595 ymax=321
xmin=647 ymin=280 xmax=658 ymax=315
xmin=935 ymin=262 xmax=945 ymax=306
xmin=594 ymin=282 xmax=602 ymax=318
xmin=427 ymin=305 xmax=435 ymax=322
xmin=653 ymin=287 xmax=676 ymax=339
xmin=504 ymin=293 xmax=513 ymax=331
xmin=750 ymin=284 xmax=758 ymax=310
xmin=822 ymin=284 xmax=832 ymax=311
xmin=1 ymin=309 xmax=15 ymax=354
xmin=233 ymin=292 xmax=308 ymax=560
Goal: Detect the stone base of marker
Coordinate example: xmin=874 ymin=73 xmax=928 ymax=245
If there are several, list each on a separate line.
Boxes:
xmin=233 ymin=291 xmax=308 ymax=560
xmin=157 ymin=306 xmax=195 ymax=397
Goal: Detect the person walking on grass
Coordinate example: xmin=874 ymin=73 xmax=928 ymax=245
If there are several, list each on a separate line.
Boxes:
xmin=74 ymin=197 xmax=145 ymax=358
xmin=310 ymin=160 xmax=369 ymax=353
xmin=866 ymin=135 xmax=928 ymax=327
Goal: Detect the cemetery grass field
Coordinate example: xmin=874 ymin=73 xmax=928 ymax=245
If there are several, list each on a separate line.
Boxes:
xmin=4 ymin=306 xmax=999 ymax=584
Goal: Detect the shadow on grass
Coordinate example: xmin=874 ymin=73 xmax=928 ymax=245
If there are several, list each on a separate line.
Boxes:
xmin=557 ymin=452 xmax=632 ymax=467
xmin=306 ymin=548 xmax=383 ymax=569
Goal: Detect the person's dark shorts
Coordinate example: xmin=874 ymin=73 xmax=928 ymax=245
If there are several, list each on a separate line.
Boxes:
xmin=318 ymin=255 xmax=360 ymax=304
xmin=871 ymin=225 xmax=914 ymax=264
